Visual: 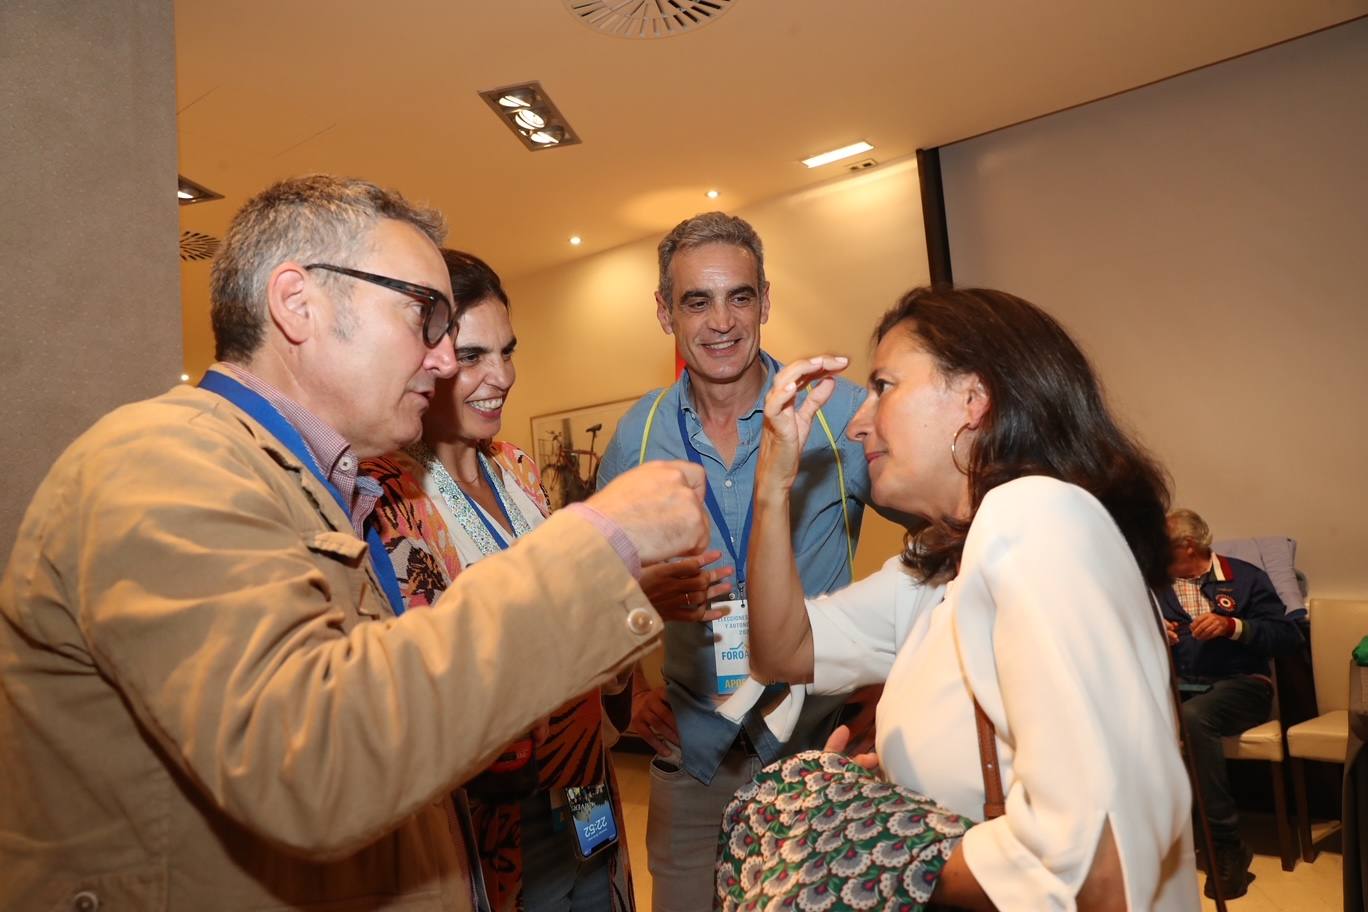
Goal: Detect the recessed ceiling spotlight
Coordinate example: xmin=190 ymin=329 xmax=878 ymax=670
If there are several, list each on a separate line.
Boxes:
xmin=177 ymin=175 xmax=223 ymax=205
xmin=706 ymin=189 xmax=720 ymax=199
xmin=569 ymin=235 xmax=582 ymax=246
xmin=513 ymin=109 xmax=547 ymax=131
xmin=180 ymin=373 xmax=190 ymax=382
xmin=800 ymin=141 xmax=874 ymax=169
xmin=478 ymin=81 xmax=581 ymax=152
xmin=529 ymin=127 xmax=565 ymax=146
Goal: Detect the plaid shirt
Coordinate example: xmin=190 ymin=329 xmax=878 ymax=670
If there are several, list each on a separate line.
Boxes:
xmin=1173 ymin=553 xmax=1244 ymax=640
xmin=213 ymin=363 xmax=379 ymax=535
xmin=1172 ymin=574 xmax=1213 ymax=620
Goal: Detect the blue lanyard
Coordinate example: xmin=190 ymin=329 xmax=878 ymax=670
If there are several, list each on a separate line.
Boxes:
xmin=676 ymin=406 xmax=752 ymax=594
xmin=198 ymin=371 xmax=408 ymax=617
xmin=459 ymin=456 xmax=515 ymax=552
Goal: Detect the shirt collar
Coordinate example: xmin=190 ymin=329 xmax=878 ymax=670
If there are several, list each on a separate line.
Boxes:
xmin=678 ymin=350 xmax=777 ymax=422
xmin=1178 ymin=552 xmax=1221 ymax=584
xmin=211 ymin=362 xmax=353 ymax=480
xmin=1209 ymin=552 xmax=1229 ymax=582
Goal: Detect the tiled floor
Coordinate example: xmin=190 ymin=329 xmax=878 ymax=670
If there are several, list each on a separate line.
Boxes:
xmin=1197 ymin=819 xmax=1342 ymax=912
xmin=611 ymin=749 xmax=1345 ymax=911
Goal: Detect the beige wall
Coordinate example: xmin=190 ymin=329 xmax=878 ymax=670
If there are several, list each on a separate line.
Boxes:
xmin=0 ymin=0 xmax=181 ymax=558
xmin=941 ymin=19 xmax=1368 ymax=598
xmin=501 ymin=158 xmax=931 ymax=578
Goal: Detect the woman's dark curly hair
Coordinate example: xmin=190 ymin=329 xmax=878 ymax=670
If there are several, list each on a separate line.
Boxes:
xmin=442 ymin=248 xmax=508 ymax=318
xmin=875 ymin=286 xmax=1171 ymax=591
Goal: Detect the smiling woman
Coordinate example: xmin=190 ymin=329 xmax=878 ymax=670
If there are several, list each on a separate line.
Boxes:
xmin=361 ymin=249 xmax=637 ymax=912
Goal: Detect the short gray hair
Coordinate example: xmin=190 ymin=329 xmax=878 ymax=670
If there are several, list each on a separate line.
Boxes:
xmin=210 ymin=174 xmax=446 ymax=362
xmin=656 ymin=211 xmax=765 ymax=308
xmin=1167 ymin=508 xmax=1212 ymax=551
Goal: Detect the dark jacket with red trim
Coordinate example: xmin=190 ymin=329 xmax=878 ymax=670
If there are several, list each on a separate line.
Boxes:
xmin=1159 ymin=554 xmax=1305 ymax=681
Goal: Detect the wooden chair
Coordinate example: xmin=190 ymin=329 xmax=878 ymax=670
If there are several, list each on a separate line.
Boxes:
xmin=1220 ymin=666 xmax=1298 ymax=870
xmin=1286 ymin=597 xmax=1368 ymax=861
xmin=1203 ymin=535 xmax=1306 ymax=870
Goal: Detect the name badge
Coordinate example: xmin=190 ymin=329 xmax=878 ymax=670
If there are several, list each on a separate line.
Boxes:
xmin=712 ymin=599 xmax=748 ymax=695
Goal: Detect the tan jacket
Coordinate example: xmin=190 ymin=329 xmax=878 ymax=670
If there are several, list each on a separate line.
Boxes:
xmin=0 ymin=386 xmax=662 ymax=911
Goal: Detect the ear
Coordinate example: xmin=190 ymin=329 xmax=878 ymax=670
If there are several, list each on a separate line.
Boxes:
xmin=961 ymin=373 xmax=991 ymax=428
xmin=654 ymin=290 xmax=675 ymax=336
xmin=758 ymin=280 xmax=772 ymax=326
xmin=265 ymin=262 xmax=315 ymax=345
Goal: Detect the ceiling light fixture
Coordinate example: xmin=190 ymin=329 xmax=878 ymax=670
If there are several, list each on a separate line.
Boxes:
xmin=569 ymin=235 xmax=582 ymax=246
xmin=177 ymin=175 xmax=223 ymax=205
xmin=801 ymin=141 xmax=874 ymax=169
xmin=528 ymin=127 xmax=565 ymax=146
xmin=497 ymin=91 xmax=533 ymax=108
xmin=479 ymin=81 xmax=581 ymax=152
xmin=706 ymin=189 xmax=720 ymax=199
xmin=513 ymin=109 xmax=546 ymax=131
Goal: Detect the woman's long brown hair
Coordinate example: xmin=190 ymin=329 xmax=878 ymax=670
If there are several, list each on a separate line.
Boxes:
xmin=874 ymin=286 xmax=1171 ymax=591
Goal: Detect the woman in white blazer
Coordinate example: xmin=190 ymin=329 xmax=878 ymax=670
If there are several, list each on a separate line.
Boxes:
xmin=745 ymin=286 xmax=1198 ymax=911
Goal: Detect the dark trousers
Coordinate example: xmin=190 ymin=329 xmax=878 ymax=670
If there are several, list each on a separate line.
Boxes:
xmin=1181 ymin=675 xmax=1273 ymax=846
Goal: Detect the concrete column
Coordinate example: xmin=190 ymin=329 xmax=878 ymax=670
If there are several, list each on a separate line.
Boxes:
xmin=0 ymin=0 xmax=180 ymax=557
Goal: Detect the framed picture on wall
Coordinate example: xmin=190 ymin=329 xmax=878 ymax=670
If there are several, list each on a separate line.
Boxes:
xmin=530 ymin=397 xmax=640 ymax=510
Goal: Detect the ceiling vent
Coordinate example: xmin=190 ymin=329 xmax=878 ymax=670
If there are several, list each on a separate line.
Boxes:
xmin=563 ymin=0 xmax=738 ymax=39
xmin=180 ymin=231 xmax=221 ymax=262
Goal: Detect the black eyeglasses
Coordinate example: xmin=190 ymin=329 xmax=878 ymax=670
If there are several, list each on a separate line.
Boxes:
xmin=305 ymin=263 xmax=454 ymax=348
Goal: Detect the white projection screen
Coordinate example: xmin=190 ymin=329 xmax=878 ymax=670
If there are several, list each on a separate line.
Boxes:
xmin=938 ymin=19 xmax=1368 ymax=598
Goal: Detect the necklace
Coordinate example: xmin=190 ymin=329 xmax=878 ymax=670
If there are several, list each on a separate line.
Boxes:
xmin=410 ymin=443 xmax=532 ymax=556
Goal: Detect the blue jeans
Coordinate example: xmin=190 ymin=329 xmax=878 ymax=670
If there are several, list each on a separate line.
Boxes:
xmin=1180 ymin=675 xmax=1272 ymax=845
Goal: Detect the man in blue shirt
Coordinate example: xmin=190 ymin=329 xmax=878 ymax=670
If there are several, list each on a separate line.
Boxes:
xmin=596 ymin=212 xmax=873 ymax=912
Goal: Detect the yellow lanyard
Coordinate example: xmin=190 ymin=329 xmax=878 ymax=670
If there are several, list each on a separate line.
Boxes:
xmin=638 ymin=383 xmax=854 ymax=577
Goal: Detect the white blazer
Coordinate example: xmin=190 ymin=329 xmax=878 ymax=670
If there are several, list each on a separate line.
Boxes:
xmin=806 ymin=476 xmax=1199 ymax=911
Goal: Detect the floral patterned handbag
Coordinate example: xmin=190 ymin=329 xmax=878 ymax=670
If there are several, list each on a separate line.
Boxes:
xmin=714 ymin=702 xmax=1004 ymax=912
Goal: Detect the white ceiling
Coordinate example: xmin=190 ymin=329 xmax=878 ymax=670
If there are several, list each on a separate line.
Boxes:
xmin=175 ymin=0 xmax=1365 ymax=280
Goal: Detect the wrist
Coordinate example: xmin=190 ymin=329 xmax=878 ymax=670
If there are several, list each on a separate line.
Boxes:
xmin=754 ymin=478 xmax=794 ymax=506
xmin=564 ymin=502 xmax=642 ymax=578
xmin=755 ymin=448 xmax=798 ymax=498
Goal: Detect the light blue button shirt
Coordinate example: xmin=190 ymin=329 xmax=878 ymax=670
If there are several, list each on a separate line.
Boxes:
xmin=597 ymin=352 xmax=872 ymax=784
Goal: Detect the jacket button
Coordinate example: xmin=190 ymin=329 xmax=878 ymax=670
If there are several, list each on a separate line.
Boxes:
xmin=626 ymin=607 xmax=656 ymax=636
xmin=72 ymin=892 xmax=100 ymax=912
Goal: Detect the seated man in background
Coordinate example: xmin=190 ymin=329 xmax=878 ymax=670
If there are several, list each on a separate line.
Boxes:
xmin=1161 ymin=507 xmax=1305 ymax=899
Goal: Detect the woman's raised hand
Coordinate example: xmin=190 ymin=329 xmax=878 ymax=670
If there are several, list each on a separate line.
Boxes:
xmin=758 ymin=355 xmax=849 ymax=496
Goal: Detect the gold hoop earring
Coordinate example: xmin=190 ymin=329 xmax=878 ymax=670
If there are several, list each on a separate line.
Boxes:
xmin=950 ymin=423 xmax=973 ymax=476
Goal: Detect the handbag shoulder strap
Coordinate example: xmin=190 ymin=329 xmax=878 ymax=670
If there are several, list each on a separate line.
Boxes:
xmin=973 ymin=697 xmax=1006 ymax=820
xmin=970 ymin=590 xmax=1191 ymax=829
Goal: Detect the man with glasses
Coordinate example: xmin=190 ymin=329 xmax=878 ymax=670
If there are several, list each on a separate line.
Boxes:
xmin=0 ymin=175 xmax=708 ymax=911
